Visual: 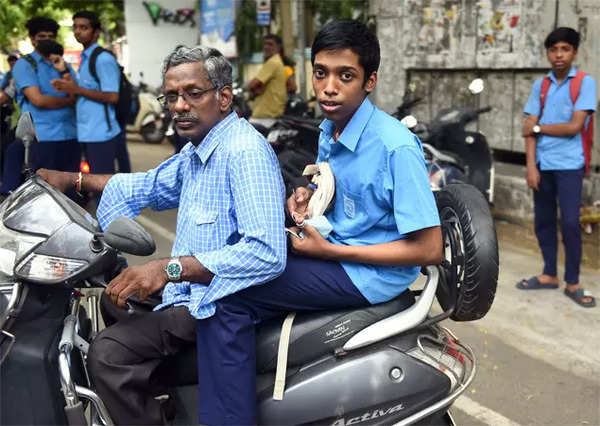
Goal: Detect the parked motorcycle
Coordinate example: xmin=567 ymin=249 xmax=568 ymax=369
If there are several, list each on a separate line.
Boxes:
xmin=396 ymin=79 xmax=495 ymax=203
xmin=126 ymin=72 xmax=165 ymax=144
xmin=0 ymin=114 xmax=498 ymax=425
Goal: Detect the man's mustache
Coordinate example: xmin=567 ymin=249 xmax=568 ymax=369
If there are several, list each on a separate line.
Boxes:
xmin=173 ymin=113 xmax=199 ymax=122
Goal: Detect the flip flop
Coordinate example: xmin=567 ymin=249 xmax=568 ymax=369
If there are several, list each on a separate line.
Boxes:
xmin=564 ymin=288 xmax=596 ymax=308
xmin=515 ymin=276 xmax=559 ymax=290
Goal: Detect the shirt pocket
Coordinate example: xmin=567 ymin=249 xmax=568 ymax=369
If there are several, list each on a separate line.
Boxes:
xmin=191 ymin=210 xmax=219 ymax=252
xmin=333 ymin=183 xmax=368 ymax=227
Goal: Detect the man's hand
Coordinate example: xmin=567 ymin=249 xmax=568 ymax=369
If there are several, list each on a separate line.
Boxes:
xmin=51 ymin=78 xmax=79 ymax=95
xmin=288 ymin=224 xmax=331 ymax=258
xmin=105 ymin=259 xmax=168 ymax=307
xmin=526 ymin=165 xmax=540 ymax=191
xmin=37 ymin=169 xmax=75 ymax=193
xmin=286 ymin=186 xmax=314 ymax=224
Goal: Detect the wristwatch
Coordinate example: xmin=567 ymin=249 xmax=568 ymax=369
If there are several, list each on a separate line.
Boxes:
xmin=165 ymin=258 xmax=183 ymax=282
xmin=532 ymin=125 xmax=541 ymax=135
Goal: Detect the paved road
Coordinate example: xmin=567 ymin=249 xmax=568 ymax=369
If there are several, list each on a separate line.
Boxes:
xmin=122 ymin=137 xmax=600 ymax=426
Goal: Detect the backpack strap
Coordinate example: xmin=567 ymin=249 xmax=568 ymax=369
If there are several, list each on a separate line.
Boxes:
xmin=23 ymin=54 xmax=38 ymax=74
xmin=88 ymin=46 xmax=112 ymax=131
xmin=539 ymin=76 xmax=552 ymax=118
xmin=570 ymin=71 xmax=594 ymax=173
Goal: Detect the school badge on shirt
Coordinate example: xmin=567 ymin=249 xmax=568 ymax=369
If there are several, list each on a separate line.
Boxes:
xmin=343 ymin=193 xmax=355 ymax=218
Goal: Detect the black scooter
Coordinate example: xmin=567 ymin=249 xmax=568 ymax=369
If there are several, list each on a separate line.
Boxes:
xmin=0 ymin=114 xmax=498 ymax=425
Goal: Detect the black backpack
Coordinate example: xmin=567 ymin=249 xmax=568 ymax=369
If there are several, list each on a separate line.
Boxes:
xmin=88 ymin=46 xmax=134 ymax=130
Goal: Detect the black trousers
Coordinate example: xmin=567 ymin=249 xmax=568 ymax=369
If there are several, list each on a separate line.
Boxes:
xmin=87 ymin=298 xmax=196 ymax=425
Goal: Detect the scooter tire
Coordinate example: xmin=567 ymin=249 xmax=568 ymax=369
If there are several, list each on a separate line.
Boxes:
xmin=141 ymin=116 xmax=165 ymax=144
xmin=435 ymin=183 xmax=498 ymax=321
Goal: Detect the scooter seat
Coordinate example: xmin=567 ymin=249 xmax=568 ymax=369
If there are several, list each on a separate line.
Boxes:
xmin=155 ymin=290 xmax=415 ymax=387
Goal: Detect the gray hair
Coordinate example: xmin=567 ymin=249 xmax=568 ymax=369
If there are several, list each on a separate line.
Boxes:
xmin=161 ymin=45 xmax=232 ymax=89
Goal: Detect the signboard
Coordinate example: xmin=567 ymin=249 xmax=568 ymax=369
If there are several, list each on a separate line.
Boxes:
xmin=257 ymin=0 xmax=271 ymax=26
xmin=201 ymin=0 xmax=237 ymax=57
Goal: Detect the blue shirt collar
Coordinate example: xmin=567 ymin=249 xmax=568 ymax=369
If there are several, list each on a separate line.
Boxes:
xmin=81 ymin=42 xmax=100 ymax=59
xmin=180 ymin=111 xmax=239 ymax=163
xmin=548 ymin=66 xmax=577 ymax=84
xmin=29 ymin=51 xmax=44 ymax=63
xmin=318 ymin=97 xmax=375 ymax=152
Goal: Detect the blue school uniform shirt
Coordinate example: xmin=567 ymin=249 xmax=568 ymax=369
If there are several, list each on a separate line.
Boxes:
xmin=317 ymin=97 xmax=440 ymax=304
xmin=524 ymin=67 xmax=597 ymax=171
xmin=76 ymin=43 xmax=121 ymax=142
xmin=12 ymin=51 xmax=76 ymax=142
xmin=0 ymin=72 xmax=10 ymax=90
xmin=96 ymin=112 xmax=287 ymax=319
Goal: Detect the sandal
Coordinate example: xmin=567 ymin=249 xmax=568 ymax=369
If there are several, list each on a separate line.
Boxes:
xmin=516 ymin=276 xmax=559 ymax=290
xmin=564 ymin=288 xmax=596 ymax=308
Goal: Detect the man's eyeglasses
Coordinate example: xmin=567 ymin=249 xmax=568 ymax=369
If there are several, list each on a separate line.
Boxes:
xmin=157 ymin=86 xmax=217 ymax=108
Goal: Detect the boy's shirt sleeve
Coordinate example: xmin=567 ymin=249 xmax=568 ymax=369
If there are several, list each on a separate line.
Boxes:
xmin=95 ymin=52 xmax=120 ymax=93
xmin=524 ymin=77 xmax=543 ymax=116
xmin=574 ymin=75 xmax=596 ymax=112
xmin=13 ymin=59 xmax=38 ymax=92
xmin=386 ymin=142 xmax=440 ymax=236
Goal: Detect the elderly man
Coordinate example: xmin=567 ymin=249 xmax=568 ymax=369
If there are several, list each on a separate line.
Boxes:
xmin=38 ymin=45 xmax=286 ymax=425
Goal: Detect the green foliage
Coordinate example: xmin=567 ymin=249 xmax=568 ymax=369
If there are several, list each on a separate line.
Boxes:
xmin=310 ymin=0 xmax=370 ymax=26
xmin=234 ymin=0 xmax=263 ymax=60
xmin=0 ymin=0 xmax=124 ymax=53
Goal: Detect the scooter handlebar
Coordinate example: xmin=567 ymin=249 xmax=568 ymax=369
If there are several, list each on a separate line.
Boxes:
xmin=476 ymin=106 xmax=492 ymax=115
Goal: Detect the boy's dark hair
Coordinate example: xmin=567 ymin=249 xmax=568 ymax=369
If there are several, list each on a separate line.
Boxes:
xmin=25 ymin=17 xmax=59 ymax=37
xmin=263 ymin=34 xmax=282 ymax=48
xmin=311 ymin=19 xmax=380 ymax=84
xmin=37 ymin=39 xmax=64 ymax=57
xmin=544 ymin=27 xmax=580 ymax=50
xmin=73 ymin=10 xmax=101 ymax=31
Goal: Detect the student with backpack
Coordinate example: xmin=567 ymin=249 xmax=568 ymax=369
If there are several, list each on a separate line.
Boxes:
xmin=518 ymin=27 xmax=596 ymax=308
xmin=1 ymin=17 xmax=78 ymax=195
xmin=51 ymin=10 xmax=129 ymax=176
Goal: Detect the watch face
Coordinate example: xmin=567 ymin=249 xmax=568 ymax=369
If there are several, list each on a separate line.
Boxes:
xmin=167 ymin=262 xmax=181 ymax=279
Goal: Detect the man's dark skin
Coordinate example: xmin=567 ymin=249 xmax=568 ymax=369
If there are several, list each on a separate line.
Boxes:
xmin=50 ymin=17 xmax=118 ymax=104
xmin=38 ymin=61 xmax=235 ymax=307
xmin=21 ymin=30 xmax=76 ymax=109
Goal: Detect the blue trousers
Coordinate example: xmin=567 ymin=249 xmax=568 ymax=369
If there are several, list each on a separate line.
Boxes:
xmin=534 ymin=168 xmax=584 ymax=284
xmin=195 ymin=255 xmax=370 ymax=425
xmin=82 ymin=136 xmax=118 ymax=174
xmin=114 ymin=131 xmax=131 ymax=173
xmin=0 ymin=139 xmax=80 ymax=194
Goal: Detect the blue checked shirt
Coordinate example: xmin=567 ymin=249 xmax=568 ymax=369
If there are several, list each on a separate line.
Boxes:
xmin=97 ymin=112 xmax=287 ymax=319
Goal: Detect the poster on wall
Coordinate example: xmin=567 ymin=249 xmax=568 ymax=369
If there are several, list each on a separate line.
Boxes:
xmin=200 ymin=0 xmax=237 ymax=58
xmin=477 ymin=0 xmax=521 ymax=53
xmin=404 ymin=0 xmax=461 ymax=56
xmin=257 ymin=0 xmax=271 ymax=26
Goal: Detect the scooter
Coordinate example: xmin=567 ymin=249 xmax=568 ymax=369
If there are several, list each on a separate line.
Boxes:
xmin=397 ymin=79 xmax=495 ymax=203
xmin=0 ymin=113 xmax=498 ymax=425
xmin=126 ymin=72 xmax=165 ymax=144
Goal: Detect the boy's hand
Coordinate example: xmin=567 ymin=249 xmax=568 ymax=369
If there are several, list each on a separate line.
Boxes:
xmin=51 ymin=78 xmax=78 ymax=95
xmin=289 ymin=224 xmax=330 ymax=257
xmin=286 ymin=186 xmax=314 ymax=224
xmin=105 ymin=259 xmax=168 ymax=307
xmin=526 ymin=165 xmax=540 ymax=190
xmin=37 ymin=169 xmax=75 ymax=193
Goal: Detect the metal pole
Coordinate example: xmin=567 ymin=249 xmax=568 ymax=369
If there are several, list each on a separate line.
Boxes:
xmin=296 ymin=0 xmax=306 ymax=97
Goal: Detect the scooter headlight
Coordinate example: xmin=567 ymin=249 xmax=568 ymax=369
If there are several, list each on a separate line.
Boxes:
xmin=15 ymin=254 xmax=88 ymax=282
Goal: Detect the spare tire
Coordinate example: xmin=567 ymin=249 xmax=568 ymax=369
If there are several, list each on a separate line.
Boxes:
xmin=435 ymin=183 xmax=498 ymax=321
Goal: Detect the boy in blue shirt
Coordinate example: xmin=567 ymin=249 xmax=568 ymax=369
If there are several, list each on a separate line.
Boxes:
xmin=195 ymin=19 xmax=442 ymax=424
xmin=519 ymin=27 xmax=596 ymax=308
xmin=2 ymin=17 xmax=79 ymax=194
xmin=51 ymin=10 xmax=124 ymax=175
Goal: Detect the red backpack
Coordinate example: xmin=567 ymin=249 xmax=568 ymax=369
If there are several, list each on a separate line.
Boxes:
xmin=539 ymin=70 xmax=595 ymax=173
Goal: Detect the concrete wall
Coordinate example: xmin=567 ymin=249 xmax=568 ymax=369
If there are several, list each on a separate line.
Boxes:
xmin=373 ymin=0 xmax=600 ymax=167
xmin=125 ymin=0 xmax=198 ymax=89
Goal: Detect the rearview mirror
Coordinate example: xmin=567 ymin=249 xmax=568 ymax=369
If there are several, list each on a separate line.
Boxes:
xmin=468 ymin=78 xmax=484 ymax=95
xmin=400 ymin=115 xmax=418 ymax=129
xmin=15 ymin=112 xmax=37 ymax=144
xmin=104 ymin=216 xmax=156 ymax=256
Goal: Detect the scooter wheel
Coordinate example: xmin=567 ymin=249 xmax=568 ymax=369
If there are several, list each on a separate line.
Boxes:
xmin=141 ymin=115 xmax=165 ymax=144
xmin=435 ymin=183 xmax=499 ymax=321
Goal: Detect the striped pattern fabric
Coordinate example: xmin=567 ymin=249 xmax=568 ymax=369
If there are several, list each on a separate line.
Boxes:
xmin=97 ymin=112 xmax=287 ymax=319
